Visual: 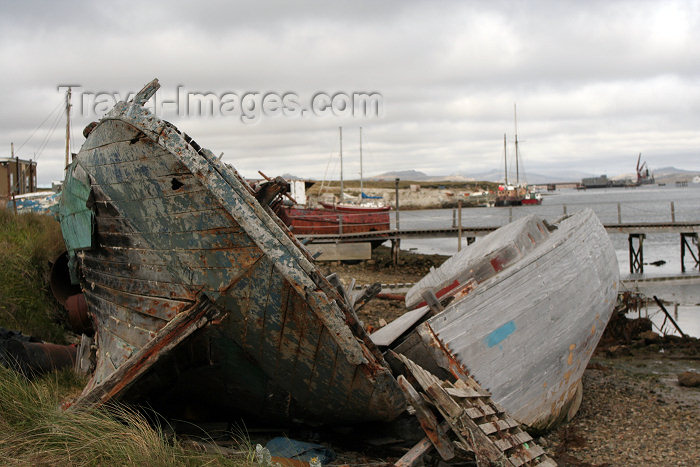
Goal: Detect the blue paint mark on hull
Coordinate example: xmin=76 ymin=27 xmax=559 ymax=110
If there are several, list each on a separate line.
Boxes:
xmin=486 ymin=320 xmax=516 ymax=348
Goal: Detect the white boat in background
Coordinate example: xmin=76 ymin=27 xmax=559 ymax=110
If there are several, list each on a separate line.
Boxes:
xmin=379 ymin=209 xmax=619 ymax=431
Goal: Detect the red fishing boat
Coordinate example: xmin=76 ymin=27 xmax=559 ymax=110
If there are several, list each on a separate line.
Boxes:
xmin=277 ymin=204 xmax=390 ymax=238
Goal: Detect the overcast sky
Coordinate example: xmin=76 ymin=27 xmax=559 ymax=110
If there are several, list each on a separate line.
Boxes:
xmin=1 ymin=0 xmax=699 ymax=185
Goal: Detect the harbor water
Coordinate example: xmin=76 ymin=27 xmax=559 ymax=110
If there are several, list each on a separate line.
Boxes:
xmin=393 ymin=183 xmax=700 ymax=337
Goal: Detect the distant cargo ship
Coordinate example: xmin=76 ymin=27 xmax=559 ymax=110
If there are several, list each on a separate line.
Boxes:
xmin=580 ymin=154 xmax=654 ymax=189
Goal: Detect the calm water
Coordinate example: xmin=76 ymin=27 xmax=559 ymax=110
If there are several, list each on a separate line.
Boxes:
xmin=392 ymin=183 xmax=700 ymax=336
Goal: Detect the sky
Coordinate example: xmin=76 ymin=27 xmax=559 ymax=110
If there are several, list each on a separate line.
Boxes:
xmin=1 ymin=0 xmax=699 ymax=185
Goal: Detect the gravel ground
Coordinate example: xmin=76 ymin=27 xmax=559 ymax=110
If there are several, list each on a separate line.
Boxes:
xmin=322 ymin=249 xmax=700 ymax=465
xmin=541 ymin=355 xmax=700 ymax=466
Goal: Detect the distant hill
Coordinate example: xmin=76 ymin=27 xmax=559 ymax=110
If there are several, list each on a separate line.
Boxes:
xmin=369 ymin=170 xmax=431 ymax=181
xmin=456 ymin=169 xmax=597 ymax=184
xmin=652 ymin=167 xmax=700 ymax=184
xmin=369 ymin=168 xmax=594 ymax=183
xmin=344 ymin=166 xmax=700 ymax=184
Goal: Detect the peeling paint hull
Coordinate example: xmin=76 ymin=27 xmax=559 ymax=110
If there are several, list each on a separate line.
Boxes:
xmin=395 ymin=209 xmax=619 ymax=431
xmin=58 ymin=80 xmax=404 ymax=423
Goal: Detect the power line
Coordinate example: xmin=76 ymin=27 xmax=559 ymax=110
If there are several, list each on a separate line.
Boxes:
xmin=15 ymin=99 xmax=64 ymax=154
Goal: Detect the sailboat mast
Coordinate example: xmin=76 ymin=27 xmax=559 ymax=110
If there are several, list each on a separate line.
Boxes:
xmin=359 ymin=127 xmax=363 ymax=199
xmin=64 ymin=87 xmax=72 ymax=173
xmin=339 ymin=126 xmax=344 ymax=202
xmin=514 ymin=103 xmax=519 ymax=186
xmin=503 ymin=133 xmax=508 ymax=185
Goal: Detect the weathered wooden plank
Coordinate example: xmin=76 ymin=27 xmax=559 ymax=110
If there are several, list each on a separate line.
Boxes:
xmin=464 ymin=405 xmax=497 ymax=419
xmin=89 ymin=155 xmax=188 ymax=186
xmin=69 ymin=294 xmax=221 ymax=410
xmin=424 ymin=382 xmax=512 ymax=466
xmin=394 ymin=436 xmax=434 ymax=467
xmin=305 ymin=242 xmax=372 ymax=261
xmin=508 ymin=445 xmax=545 ymax=467
xmin=493 ymin=431 xmax=533 ymax=452
xmin=85 ymin=289 xmax=172 ymax=329
xmin=397 ymin=375 xmax=455 ymax=461
xmin=86 ymin=283 xmax=190 ymax=322
xmin=82 ymin=267 xmax=195 ymax=301
xmin=92 ymin=190 xmax=222 ymax=221
xmin=97 ymin=207 xmax=235 ymax=234
xmin=478 ymin=417 xmax=520 ymax=435
xmin=445 ymin=386 xmax=487 ymax=399
xmin=84 ymin=142 xmax=173 ymax=168
xmin=370 ymin=305 xmax=431 ymax=347
xmin=81 ymin=255 xmax=176 ymax=284
xmin=352 ymin=282 xmax=382 ymax=313
xmin=96 ymin=228 xmax=250 ymax=251
xmin=94 ymin=174 xmax=202 ymax=202
xmin=87 ymin=298 xmax=159 ymax=350
xmin=81 ymin=118 xmax=144 ymax=152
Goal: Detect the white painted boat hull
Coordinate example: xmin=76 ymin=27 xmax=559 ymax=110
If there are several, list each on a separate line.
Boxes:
xmin=396 ymin=209 xmax=619 ymax=431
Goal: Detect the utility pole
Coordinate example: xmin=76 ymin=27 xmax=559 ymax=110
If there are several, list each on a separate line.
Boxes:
xmin=339 ymin=126 xmax=344 ymax=203
xmin=11 ymin=142 xmax=19 ymax=194
xmin=65 ymin=87 xmax=72 ymax=173
xmin=503 ymin=133 xmax=508 ymax=185
xmin=514 ymin=103 xmax=519 ymax=186
xmin=359 ymin=127 xmax=363 ymax=198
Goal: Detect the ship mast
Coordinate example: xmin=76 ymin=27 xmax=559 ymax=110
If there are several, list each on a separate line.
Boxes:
xmin=514 ymin=103 xmax=519 ymax=186
xmin=503 ymin=133 xmax=508 ymax=186
xmin=64 ymin=87 xmax=72 ymax=174
xmin=339 ymin=126 xmax=344 ymax=203
xmin=359 ymin=127 xmax=363 ymax=201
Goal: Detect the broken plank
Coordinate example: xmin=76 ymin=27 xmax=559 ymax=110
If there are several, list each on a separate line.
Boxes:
xmin=353 ymin=282 xmax=382 ymax=313
xmin=445 ymin=386 xmax=488 ymax=399
xmin=306 ymin=242 xmax=371 ymax=261
xmin=493 ymin=431 xmax=533 ymax=452
xmin=478 ymin=417 xmax=520 ymax=435
xmin=508 ymin=444 xmax=545 ymax=467
xmin=425 ymin=382 xmax=510 ymax=466
xmin=397 ymin=375 xmax=455 ymax=461
xmin=394 ymin=436 xmax=434 ymax=467
xmin=464 ymin=405 xmax=497 ymax=419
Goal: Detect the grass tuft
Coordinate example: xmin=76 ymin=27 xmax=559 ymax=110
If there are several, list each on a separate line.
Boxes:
xmin=0 ymin=208 xmax=67 ymax=342
xmin=0 ymin=365 xmax=251 ymax=465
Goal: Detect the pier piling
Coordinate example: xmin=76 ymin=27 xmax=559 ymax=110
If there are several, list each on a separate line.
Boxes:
xmin=680 ymin=232 xmax=699 ymax=272
xmin=628 ymin=233 xmax=645 ymax=274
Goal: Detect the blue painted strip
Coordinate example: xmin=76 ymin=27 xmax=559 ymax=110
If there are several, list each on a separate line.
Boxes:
xmin=486 ymin=320 xmax=516 ymax=348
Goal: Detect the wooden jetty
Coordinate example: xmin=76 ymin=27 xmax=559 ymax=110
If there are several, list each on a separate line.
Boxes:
xmin=298 ymin=221 xmax=700 ymax=270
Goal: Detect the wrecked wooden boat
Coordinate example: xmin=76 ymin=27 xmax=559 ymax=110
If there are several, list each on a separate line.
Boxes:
xmin=376 ymin=210 xmax=619 ymax=431
xmin=404 ymin=215 xmax=553 ymax=310
xmin=57 ymin=79 xmax=404 ymax=423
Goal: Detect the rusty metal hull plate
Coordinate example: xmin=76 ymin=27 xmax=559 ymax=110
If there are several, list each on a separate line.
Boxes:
xmin=60 ymin=81 xmax=404 ymax=423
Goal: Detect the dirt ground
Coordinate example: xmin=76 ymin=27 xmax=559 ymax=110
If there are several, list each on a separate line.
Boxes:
xmin=320 ymin=247 xmax=700 ymax=466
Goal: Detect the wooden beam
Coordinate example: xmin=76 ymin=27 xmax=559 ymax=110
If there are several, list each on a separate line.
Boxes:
xmin=306 ymin=242 xmax=372 ymax=261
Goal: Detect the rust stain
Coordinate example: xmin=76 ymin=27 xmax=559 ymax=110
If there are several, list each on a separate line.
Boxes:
xmin=490 ymin=256 xmax=506 ymax=272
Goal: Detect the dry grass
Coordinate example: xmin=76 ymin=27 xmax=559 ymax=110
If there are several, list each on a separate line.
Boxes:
xmin=0 ymin=365 xmax=253 ymax=466
xmin=0 ymin=208 xmax=67 ymax=342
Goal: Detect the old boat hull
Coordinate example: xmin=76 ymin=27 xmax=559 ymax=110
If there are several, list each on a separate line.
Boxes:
xmin=58 ymin=80 xmax=404 ymax=423
xmin=395 ymin=209 xmax=619 ymax=431
xmin=405 ymin=215 xmax=553 ymax=309
xmin=278 ymin=205 xmax=390 ymax=236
